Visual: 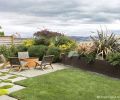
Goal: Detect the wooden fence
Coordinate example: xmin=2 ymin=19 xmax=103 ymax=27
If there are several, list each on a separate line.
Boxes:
xmin=0 ymin=36 xmax=29 ymax=45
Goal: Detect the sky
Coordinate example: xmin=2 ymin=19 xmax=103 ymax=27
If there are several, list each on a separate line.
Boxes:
xmin=0 ymin=0 xmax=120 ymax=37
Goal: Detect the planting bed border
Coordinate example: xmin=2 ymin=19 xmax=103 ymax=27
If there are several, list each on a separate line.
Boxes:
xmin=61 ymin=55 xmax=120 ymax=79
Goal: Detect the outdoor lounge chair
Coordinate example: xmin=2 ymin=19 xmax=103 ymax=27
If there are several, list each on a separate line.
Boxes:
xmin=0 ymin=54 xmax=9 ymax=69
xmin=9 ymin=57 xmax=28 ymax=71
xmin=18 ymin=52 xmax=29 ymax=59
xmin=9 ymin=57 xmax=22 ymax=71
xmin=35 ymin=55 xmax=54 ymax=70
xmin=18 ymin=51 xmax=29 ymax=68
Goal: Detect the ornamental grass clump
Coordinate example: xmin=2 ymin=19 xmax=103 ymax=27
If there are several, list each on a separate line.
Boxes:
xmin=76 ymin=43 xmax=96 ymax=56
xmin=91 ymin=29 xmax=120 ymax=59
xmin=75 ymin=43 xmax=96 ymax=63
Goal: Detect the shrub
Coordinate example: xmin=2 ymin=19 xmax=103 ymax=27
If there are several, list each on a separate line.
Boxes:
xmin=91 ymin=29 xmax=120 ymax=59
xmin=54 ymin=36 xmax=76 ymax=53
xmin=85 ymin=52 xmax=96 ymax=64
xmin=9 ymin=45 xmax=18 ymax=56
xmin=28 ymin=45 xmax=48 ymax=60
xmin=16 ymin=45 xmax=28 ymax=52
xmin=47 ymin=46 xmax=61 ymax=62
xmin=23 ymin=39 xmax=35 ymax=47
xmin=106 ymin=52 xmax=120 ymax=66
xmin=0 ymin=32 xmax=4 ymax=36
xmin=54 ymin=36 xmax=73 ymax=46
xmin=0 ymin=45 xmax=17 ymax=59
xmin=34 ymin=37 xmax=50 ymax=46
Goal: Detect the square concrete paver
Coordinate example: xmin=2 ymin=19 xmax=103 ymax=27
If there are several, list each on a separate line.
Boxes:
xmin=0 ymin=83 xmax=14 ymax=87
xmin=0 ymin=95 xmax=17 ymax=100
xmin=0 ymin=68 xmax=10 ymax=73
xmin=0 ymin=74 xmax=14 ymax=80
xmin=8 ymin=85 xmax=25 ymax=93
xmin=11 ymin=77 xmax=27 ymax=82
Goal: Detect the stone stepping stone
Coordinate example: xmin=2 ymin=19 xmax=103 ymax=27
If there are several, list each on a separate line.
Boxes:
xmin=8 ymin=85 xmax=25 ymax=94
xmin=11 ymin=77 xmax=27 ymax=82
xmin=0 ymin=83 xmax=14 ymax=87
xmin=0 ymin=74 xmax=14 ymax=80
xmin=0 ymin=68 xmax=10 ymax=73
xmin=0 ymin=95 xmax=17 ymax=100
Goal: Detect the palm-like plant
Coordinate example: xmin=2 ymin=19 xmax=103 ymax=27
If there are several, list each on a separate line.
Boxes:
xmin=91 ymin=29 xmax=120 ymax=59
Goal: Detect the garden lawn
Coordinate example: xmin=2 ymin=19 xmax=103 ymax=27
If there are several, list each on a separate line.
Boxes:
xmin=10 ymin=68 xmax=120 ymax=100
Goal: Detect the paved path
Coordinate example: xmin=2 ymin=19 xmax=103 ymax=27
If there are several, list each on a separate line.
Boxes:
xmin=0 ymin=63 xmax=67 ymax=100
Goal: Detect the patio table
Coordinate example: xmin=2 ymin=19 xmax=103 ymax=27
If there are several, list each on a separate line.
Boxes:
xmin=20 ymin=57 xmax=39 ymax=68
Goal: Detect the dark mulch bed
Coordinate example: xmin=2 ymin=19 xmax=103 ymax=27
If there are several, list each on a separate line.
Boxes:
xmin=61 ymin=55 xmax=120 ymax=79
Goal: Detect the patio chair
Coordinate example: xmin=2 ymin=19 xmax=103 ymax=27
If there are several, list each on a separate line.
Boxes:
xmin=9 ymin=57 xmax=27 ymax=71
xmin=18 ymin=51 xmax=30 ymax=69
xmin=35 ymin=55 xmax=54 ymax=70
xmin=0 ymin=54 xmax=9 ymax=69
xmin=18 ymin=52 xmax=29 ymax=59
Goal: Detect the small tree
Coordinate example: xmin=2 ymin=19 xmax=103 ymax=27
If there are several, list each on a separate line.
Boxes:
xmin=0 ymin=32 xmax=4 ymax=36
xmin=0 ymin=26 xmax=4 ymax=36
xmin=34 ymin=29 xmax=63 ymax=38
xmin=33 ymin=29 xmax=63 ymax=45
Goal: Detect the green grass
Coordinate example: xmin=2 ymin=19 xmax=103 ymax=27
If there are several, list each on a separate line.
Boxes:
xmin=0 ymin=85 xmax=13 ymax=89
xmin=10 ymin=68 xmax=120 ymax=100
xmin=8 ymin=75 xmax=18 ymax=79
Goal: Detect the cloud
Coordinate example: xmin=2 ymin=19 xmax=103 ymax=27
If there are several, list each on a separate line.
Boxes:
xmin=0 ymin=0 xmax=120 ymax=37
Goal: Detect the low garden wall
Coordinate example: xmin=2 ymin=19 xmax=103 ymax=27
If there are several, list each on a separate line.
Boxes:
xmin=61 ymin=55 xmax=120 ymax=79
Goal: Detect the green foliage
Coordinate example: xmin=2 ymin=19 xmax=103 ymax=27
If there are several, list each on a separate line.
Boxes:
xmin=34 ymin=37 xmax=50 ymax=46
xmin=68 ymin=51 xmax=79 ymax=58
xmin=34 ymin=29 xmax=62 ymax=38
xmin=0 ymin=85 xmax=13 ymax=89
xmin=106 ymin=52 xmax=120 ymax=66
xmin=16 ymin=45 xmax=28 ymax=52
xmin=0 ymin=89 xmax=8 ymax=96
xmin=2 ymin=79 xmax=12 ymax=83
xmin=91 ymin=29 xmax=120 ymax=59
xmin=0 ymin=45 xmax=17 ymax=59
xmin=54 ymin=36 xmax=73 ymax=46
xmin=0 ymin=26 xmax=4 ymax=36
xmin=9 ymin=45 xmax=18 ymax=56
xmin=28 ymin=45 xmax=48 ymax=60
xmin=0 ymin=32 xmax=4 ymax=36
xmin=85 ymin=52 xmax=96 ymax=64
xmin=0 ymin=45 xmax=10 ymax=59
xmin=47 ymin=46 xmax=61 ymax=62
xmin=23 ymin=39 xmax=35 ymax=47
xmin=54 ymin=36 xmax=76 ymax=53
xmin=8 ymin=75 xmax=17 ymax=79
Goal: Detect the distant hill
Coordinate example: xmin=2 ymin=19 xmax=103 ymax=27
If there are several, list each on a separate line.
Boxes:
xmin=70 ymin=36 xmax=91 ymax=42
